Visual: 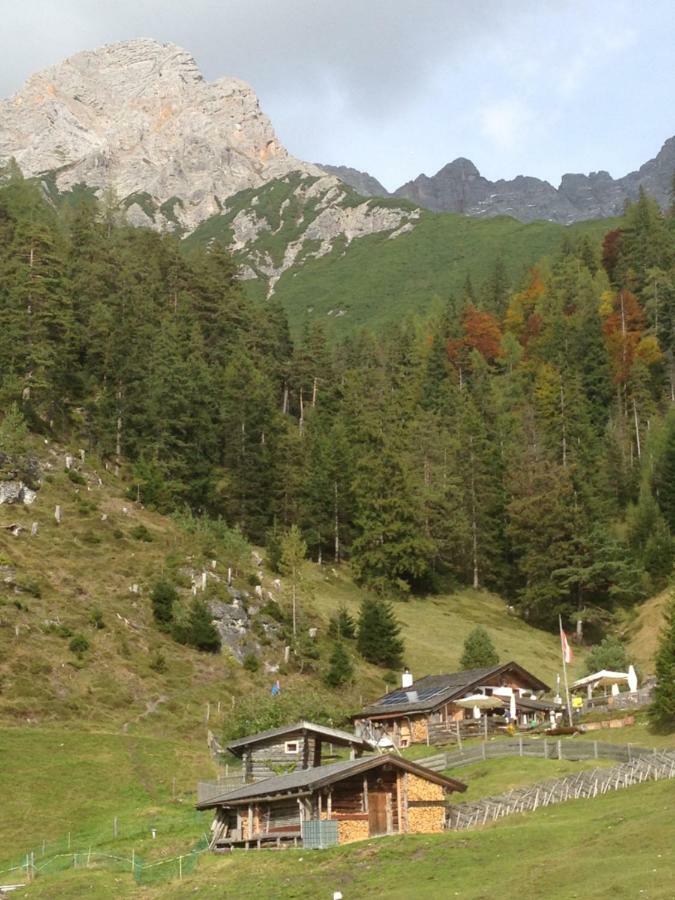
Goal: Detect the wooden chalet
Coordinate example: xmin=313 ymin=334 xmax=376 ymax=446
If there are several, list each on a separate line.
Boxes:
xmin=198 ymin=754 xmax=466 ymax=849
xmin=226 ymin=721 xmax=375 ymax=781
xmin=354 ymin=661 xmax=553 ymax=747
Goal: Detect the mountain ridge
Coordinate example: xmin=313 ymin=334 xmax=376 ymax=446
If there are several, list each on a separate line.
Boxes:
xmin=325 ymin=137 xmax=675 ymax=224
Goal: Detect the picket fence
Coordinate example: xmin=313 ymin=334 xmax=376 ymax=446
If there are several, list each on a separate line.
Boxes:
xmin=446 ymin=749 xmax=675 ymax=830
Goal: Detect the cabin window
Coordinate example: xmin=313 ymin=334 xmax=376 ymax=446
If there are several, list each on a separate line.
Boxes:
xmin=284 ymin=740 xmax=299 ymax=754
xmin=484 ymin=687 xmax=493 ymax=696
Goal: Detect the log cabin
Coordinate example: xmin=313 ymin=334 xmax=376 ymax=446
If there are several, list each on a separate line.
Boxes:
xmin=226 ymin=721 xmax=375 ymax=781
xmin=354 ymin=661 xmax=553 ymax=747
xmin=197 ymin=754 xmax=466 ymax=849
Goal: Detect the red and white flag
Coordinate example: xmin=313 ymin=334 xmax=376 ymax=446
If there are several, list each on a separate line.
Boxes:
xmin=560 ymin=625 xmax=573 ymax=664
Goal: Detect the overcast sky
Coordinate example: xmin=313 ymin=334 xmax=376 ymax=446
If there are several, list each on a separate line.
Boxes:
xmin=2 ymin=0 xmax=673 ymax=190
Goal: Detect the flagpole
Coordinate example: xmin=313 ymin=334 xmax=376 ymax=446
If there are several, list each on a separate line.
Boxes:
xmin=559 ymin=615 xmax=574 ymax=726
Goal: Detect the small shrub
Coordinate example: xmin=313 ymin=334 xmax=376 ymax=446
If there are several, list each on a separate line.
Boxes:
xmin=66 ymin=468 xmax=86 ymax=485
xmin=149 ymin=650 xmax=167 ymax=673
xmin=248 ymin=573 xmax=261 ymax=587
xmin=16 ymin=577 xmax=42 ymax=598
xmin=112 ymin=529 xmax=124 ymax=540
xmin=77 ymin=500 xmax=97 ymax=517
xmin=243 ymin=652 xmax=260 ymax=673
xmin=89 ymin=608 xmax=105 ymax=629
xmin=69 ymin=634 xmax=90 ymax=657
xmin=130 ymin=524 xmax=153 ymax=542
xmin=81 ymin=530 xmax=102 ymax=545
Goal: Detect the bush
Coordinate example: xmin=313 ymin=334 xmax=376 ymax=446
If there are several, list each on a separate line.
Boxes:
xmin=66 ymin=468 xmax=86 ymax=485
xmin=130 ymin=524 xmax=153 ymax=542
xmin=243 ymin=652 xmax=260 ymax=673
xmin=149 ymin=650 xmax=167 ymax=673
xmin=69 ymin=634 xmax=90 ymax=657
xmin=459 ymin=626 xmax=499 ymax=670
xmin=81 ymin=530 xmax=102 ymax=545
xmin=89 ymin=608 xmax=105 ymax=630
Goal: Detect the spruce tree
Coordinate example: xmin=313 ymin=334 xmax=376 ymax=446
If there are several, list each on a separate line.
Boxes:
xmin=324 ymin=642 xmax=354 ymax=688
xmin=328 ymin=605 xmax=356 ymax=640
xmin=649 ymin=598 xmax=675 ymax=732
xmin=356 ymin=597 xmax=404 ymax=668
xmin=459 ymin=626 xmax=499 ymax=669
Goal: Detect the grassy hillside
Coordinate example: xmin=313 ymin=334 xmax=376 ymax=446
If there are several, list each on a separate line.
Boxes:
xmin=625 ymin=588 xmax=672 ymax=675
xmin=0 ymin=439 xmax=588 ymax=736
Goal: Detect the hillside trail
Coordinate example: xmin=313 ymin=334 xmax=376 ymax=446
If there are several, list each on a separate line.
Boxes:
xmin=121 ymin=694 xmax=169 ymax=733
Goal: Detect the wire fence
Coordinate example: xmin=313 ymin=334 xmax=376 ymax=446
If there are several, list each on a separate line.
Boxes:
xmin=0 ymin=813 xmax=211 ymax=887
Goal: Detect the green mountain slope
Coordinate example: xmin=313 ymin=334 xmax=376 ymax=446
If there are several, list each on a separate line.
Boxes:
xmin=186 ymin=175 xmax=616 ymax=336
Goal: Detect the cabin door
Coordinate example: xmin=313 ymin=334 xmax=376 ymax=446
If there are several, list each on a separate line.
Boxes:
xmin=368 ymin=792 xmax=388 ymax=836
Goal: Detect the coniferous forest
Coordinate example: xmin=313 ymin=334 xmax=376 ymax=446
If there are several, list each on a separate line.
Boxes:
xmin=1 ymin=164 xmax=674 ymax=632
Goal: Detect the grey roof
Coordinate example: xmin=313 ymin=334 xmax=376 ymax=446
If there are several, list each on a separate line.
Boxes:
xmin=196 ymin=754 xmax=466 ymax=809
xmin=358 ymin=662 xmax=551 ymax=717
xmin=226 ymin=720 xmax=374 ymax=756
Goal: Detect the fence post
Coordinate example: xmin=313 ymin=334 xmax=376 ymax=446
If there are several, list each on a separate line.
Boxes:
xmin=455 ymin=720 xmax=462 ymax=750
xmin=179 ymin=855 xmax=183 ymax=880
xmin=482 ymin=742 xmax=487 ymax=761
xmin=68 ymin=831 xmax=71 ymax=850
xmin=557 ymin=739 xmax=562 ymax=761
xmin=544 ymin=739 xmax=548 ymax=759
xmin=627 ymin=743 xmax=632 ymax=762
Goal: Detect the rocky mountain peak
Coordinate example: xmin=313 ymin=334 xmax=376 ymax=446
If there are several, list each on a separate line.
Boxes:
xmin=0 ymin=39 xmax=324 ymax=230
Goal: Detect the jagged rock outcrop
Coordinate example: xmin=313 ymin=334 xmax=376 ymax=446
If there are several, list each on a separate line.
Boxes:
xmin=393 ymin=138 xmax=675 ymax=223
xmin=0 ymin=39 xmax=325 ymax=231
xmin=317 ymin=164 xmax=390 ymax=198
xmin=0 ymin=481 xmax=37 ymax=505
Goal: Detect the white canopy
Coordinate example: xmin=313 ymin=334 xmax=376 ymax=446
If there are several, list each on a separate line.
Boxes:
xmin=572 ymin=670 xmax=630 ymax=690
xmin=455 ymin=694 xmax=505 ymax=710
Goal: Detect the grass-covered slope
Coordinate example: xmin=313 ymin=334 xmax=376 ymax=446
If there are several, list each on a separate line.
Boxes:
xmin=15 ymin=777 xmax=675 ymax=899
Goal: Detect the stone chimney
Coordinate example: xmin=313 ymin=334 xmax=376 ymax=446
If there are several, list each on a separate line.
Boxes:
xmin=401 ymin=667 xmax=413 ymax=689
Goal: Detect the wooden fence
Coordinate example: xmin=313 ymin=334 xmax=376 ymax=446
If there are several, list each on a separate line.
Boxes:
xmin=582 ymin=687 xmax=653 ymax=713
xmin=446 ymin=749 xmax=675 ymax=830
xmin=196 ymin=773 xmax=247 ymax=804
xmin=417 ymin=737 xmax=656 ymax=772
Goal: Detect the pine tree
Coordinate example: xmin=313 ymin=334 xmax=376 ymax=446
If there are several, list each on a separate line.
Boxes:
xmin=186 ymin=598 xmax=221 ymax=653
xmin=585 ymin=636 xmax=629 ymax=675
xmin=356 ymin=597 xmax=404 ymax=668
xmin=327 ymin=604 xmax=356 ymax=640
xmin=324 ymin=642 xmax=354 ymax=687
xmin=150 ymin=581 xmax=177 ymax=630
xmin=459 ymin=626 xmax=499 ymax=669
xmin=279 ymin=525 xmax=307 ymax=640
xmin=649 ymin=597 xmax=675 ymax=732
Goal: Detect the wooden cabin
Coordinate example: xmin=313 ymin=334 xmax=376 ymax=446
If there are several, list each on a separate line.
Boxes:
xmin=198 ymin=755 xmax=466 ymax=849
xmin=354 ymin=661 xmax=553 ymax=747
xmin=226 ymin=721 xmax=375 ymax=782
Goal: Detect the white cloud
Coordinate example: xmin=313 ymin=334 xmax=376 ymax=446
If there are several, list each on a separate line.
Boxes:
xmin=478 ymin=98 xmax=533 ymax=152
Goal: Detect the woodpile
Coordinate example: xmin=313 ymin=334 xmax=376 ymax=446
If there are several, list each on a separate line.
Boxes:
xmin=407 ymin=774 xmax=444 ymax=802
xmin=411 ymin=719 xmax=428 ymax=742
xmin=406 ymin=774 xmax=446 ymax=833
xmin=336 ymin=818 xmax=369 ymax=843
xmin=408 ymin=806 xmax=445 ymax=832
